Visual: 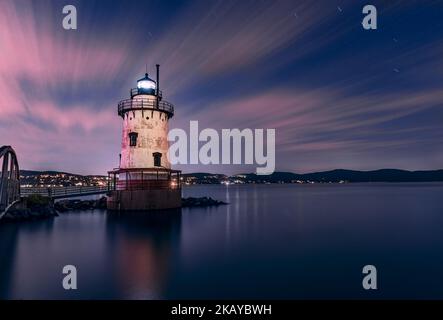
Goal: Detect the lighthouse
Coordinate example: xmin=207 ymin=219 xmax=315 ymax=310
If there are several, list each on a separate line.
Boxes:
xmin=107 ymin=65 xmax=182 ymax=211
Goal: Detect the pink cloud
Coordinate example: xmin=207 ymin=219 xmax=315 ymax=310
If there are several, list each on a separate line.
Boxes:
xmin=0 ymin=1 xmax=127 ymax=84
xmin=174 ymin=87 xmax=443 ymax=157
xmin=27 ymin=101 xmax=118 ymax=132
xmin=0 ymin=1 xmax=126 ymax=174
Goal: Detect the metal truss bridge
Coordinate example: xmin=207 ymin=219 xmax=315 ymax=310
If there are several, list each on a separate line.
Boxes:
xmin=0 ymin=145 xmax=108 ymax=220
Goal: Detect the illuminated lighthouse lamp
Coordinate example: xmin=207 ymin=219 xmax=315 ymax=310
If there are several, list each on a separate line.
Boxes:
xmin=136 ymin=73 xmax=156 ymax=94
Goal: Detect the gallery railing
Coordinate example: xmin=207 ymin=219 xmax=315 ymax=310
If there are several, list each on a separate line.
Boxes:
xmin=117 ymin=98 xmax=174 ymax=117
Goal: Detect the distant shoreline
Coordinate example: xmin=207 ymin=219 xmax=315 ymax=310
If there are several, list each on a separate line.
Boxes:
xmin=18 ymin=169 xmax=443 ymax=187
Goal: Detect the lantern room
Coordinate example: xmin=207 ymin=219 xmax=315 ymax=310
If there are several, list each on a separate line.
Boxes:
xmin=136 ymin=73 xmax=156 ymax=95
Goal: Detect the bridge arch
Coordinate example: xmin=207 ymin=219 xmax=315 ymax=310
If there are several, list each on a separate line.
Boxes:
xmin=0 ymin=146 xmax=20 ymax=215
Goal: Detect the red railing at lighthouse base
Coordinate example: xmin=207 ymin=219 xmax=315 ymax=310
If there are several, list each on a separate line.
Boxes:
xmin=107 ymin=168 xmax=181 ymax=192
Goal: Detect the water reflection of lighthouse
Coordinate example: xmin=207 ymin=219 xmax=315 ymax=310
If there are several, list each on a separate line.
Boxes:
xmin=106 ymin=211 xmax=182 ymax=299
xmin=107 ymin=65 xmax=182 ymax=211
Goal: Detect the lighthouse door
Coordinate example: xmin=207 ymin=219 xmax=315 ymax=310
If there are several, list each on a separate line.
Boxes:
xmin=153 ymin=152 xmax=162 ymax=167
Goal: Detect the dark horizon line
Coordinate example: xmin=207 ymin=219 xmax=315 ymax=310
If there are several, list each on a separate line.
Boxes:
xmin=19 ymin=168 xmax=443 ymax=178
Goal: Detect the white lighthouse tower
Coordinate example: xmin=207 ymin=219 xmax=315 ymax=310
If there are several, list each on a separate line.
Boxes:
xmin=107 ymin=65 xmax=181 ymax=211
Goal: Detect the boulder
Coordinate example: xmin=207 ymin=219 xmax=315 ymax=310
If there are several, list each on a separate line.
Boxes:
xmin=53 ymin=197 xmax=108 ymax=212
xmin=181 ymin=196 xmax=227 ymax=208
xmin=1 ymin=198 xmax=58 ymax=223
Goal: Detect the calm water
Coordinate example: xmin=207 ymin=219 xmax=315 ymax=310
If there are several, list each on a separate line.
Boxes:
xmin=1 ymin=183 xmax=443 ymax=299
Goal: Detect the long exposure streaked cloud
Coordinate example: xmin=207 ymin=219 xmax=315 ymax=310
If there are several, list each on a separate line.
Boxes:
xmin=0 ymin=0 xmax=442 ymax=174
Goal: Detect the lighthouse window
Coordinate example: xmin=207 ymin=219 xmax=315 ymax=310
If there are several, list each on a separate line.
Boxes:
xmin=153 ymin=152 xmax=162 ymax=167
xmin=129 ymin=132 xmax=138 ymax=147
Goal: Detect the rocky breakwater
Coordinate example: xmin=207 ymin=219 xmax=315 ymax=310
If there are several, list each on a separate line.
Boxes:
xmin=54 ymin=197 xmax=107 ymax=212
xmin=181 ymin=196 xmax=227 ymax=207
xmin=55 ymin=196 xmax=226 ymax=210
xmin=1 ymin=196 xmax=227 ymax=221
xmin=2 ymin=195 xmax=58 ymax=222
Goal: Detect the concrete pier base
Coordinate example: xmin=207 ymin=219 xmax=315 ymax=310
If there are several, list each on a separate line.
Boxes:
xmin=107 ymin=188 xmax=181 ymax=211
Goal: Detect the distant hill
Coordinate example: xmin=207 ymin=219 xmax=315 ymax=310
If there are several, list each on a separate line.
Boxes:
xmin=21 ymin=170 xmax=78 ymax=176
xmin=181 ymin=172 xmax=228 ymax=179
xmin=19 ymin=170 xmax=107 ymax=187
xmin=236 ymin=169 xmax=443 ymax=183
xmin=304 ymin=169 xmax=443 ymax=182
xmin=182 ymin=172 xmax=228 ymax=184
xmin=20 ymin=170 xmax=105 ymax=178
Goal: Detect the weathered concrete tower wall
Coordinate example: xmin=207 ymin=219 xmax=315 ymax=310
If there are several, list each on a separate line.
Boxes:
xmin=120 ymin=95 xmax=171 ymax=169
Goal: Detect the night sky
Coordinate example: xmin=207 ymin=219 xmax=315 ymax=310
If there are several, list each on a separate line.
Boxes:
xmin=1 ymin=0 xmax=442 ymax=175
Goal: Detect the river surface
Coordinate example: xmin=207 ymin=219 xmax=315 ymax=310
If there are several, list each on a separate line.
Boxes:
xmin=1 ymin=183 xmax=443 ymax=299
